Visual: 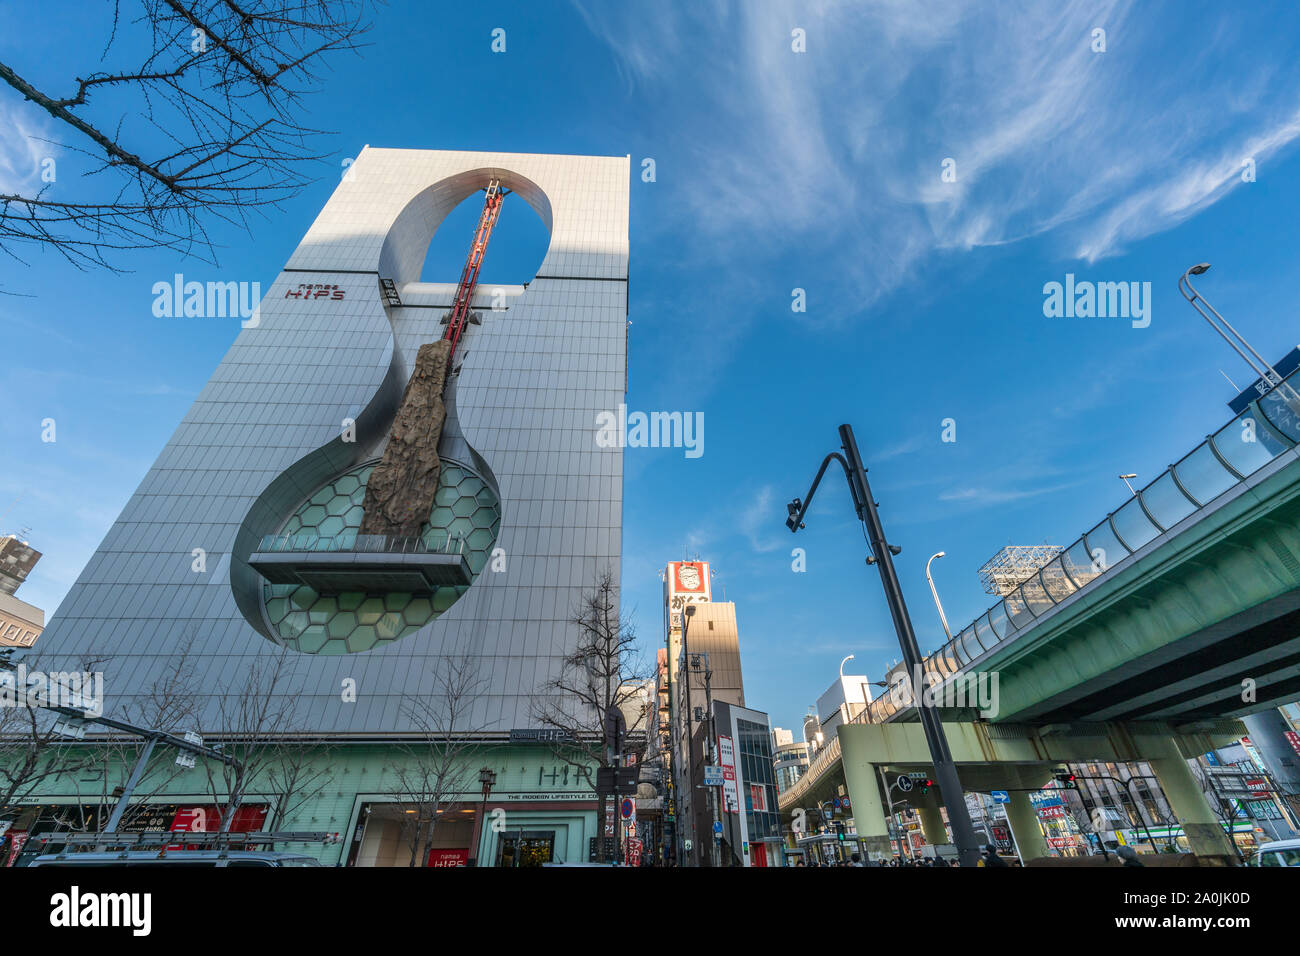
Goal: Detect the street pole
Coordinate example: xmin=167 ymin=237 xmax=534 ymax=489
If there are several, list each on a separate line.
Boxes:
xmin=925 ymin=552 xmax=953 ymax=642
xmin=1000 ymin=800 xmax=1025 ymax=866
xmin=681 ymin=607 xmax=698 ymax=866
xmin=878 ymin=766 xmax=908 ymax=861
xmin=1179 ymin=263 xmax=1300 ymax=412
xmin=838 ymin=424 xmax=982 ymax=867
xmin=104 ymin=738 xmax=158 ymax=833
xmin=703 ymin=654 xmax=720 ymax=868
xmin=786 ymin=424 xmax=982 ymax=867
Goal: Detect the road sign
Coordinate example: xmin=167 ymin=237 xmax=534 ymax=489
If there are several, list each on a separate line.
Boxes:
xmin=991 ymin=790 xmax=1009 ymax=804
xmin=713 ymin=821 xmax=723 ymax=834
xmin=704 ymin=766 xmax=724 ymax=786
xmin=895 ymin=774 xmax=913 ymax=792
xmin=596 ymin=766 xmax=639 ymax=797
xmin=620 ymin=797 xmax=635 ymax=819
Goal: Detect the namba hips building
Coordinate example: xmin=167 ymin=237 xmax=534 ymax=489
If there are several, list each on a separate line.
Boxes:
xmin=15 ymin=149 xmax=630 ymax=867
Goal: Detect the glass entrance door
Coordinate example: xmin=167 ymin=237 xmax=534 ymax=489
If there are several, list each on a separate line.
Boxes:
xmin=497 ymin=830 xmax=555 ymax=868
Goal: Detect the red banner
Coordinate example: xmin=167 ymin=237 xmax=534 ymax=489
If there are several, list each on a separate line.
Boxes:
xmin=4 ymin=831 xmax=27 ymax=867
xmin=168 ymin=804 xmax=267 ymax=849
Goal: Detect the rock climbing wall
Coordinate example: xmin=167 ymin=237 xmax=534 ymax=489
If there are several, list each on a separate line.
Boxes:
xmin=358 ymin=338 xmax=452 ymax=538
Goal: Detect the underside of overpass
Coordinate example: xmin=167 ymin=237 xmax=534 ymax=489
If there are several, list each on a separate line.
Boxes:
xmin=781 ymin=718 xmax=1247 ymax=863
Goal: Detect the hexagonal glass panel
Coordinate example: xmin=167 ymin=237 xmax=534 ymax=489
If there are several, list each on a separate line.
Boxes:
xmin=261 ymin=458 xmax=500 ymax=653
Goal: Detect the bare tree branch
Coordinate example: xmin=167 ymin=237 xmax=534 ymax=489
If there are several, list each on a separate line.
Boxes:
xmin=0 ymin=0 xmax=375 ymax=271
xmin=387 ymin=654 xmax=488 ymax=867
xmin=528 ymin=568 xmax=650 ymax=862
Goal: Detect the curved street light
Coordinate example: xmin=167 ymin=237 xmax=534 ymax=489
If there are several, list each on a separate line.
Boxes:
xmin=924 ymin=551 xmax=952 ymax=642
xmin=784 ymin=423 xmax=982 ymax=867
xmin=1179 ymin=262 xmax=1299 ymax=410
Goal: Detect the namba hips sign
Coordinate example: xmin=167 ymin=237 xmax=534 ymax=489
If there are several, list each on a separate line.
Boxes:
xmin=427 ymin=849 xmax=469 ymax=867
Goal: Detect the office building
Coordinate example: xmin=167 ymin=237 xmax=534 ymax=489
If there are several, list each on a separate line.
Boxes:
xmin=14 ymin=148 xmax=630 ymax=866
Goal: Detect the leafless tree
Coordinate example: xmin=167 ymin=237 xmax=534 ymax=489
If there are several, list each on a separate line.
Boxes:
xmin=62 ymin=637 xmax=332 ymax=842
xmin=0 ymin=0 xmax=374 ymax=271
xmin=387 ymin=654 xmax=487 ymax=867
xmin=60 ymin=630 xmax=204 ymax=833
xmin=200 ymin=645 xmax=317 ymax=832
xmin=529 ymin=568 xmax=650 ymax=862
xmin=0 ymin=652 xmax=102 ymax=818
xmin=262 ymin=737 xmax=333 ymax=835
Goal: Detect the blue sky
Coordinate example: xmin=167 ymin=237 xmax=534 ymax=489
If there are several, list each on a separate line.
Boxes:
xmin=4 ymin=1 xmax=1300 ymax=735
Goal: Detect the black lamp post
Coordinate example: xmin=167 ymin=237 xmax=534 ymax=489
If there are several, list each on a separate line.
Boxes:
xmin=786 ymin=423 xmax=982 ymax=867
xmin=472 ymin=767 xmax=496 ymax=867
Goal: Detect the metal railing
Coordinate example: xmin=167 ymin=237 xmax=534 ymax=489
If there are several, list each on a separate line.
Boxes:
xmin=255 ymin=530 xmax=467 ymax=556
xmin=778 ymin=734 xmax=842 ymax=811
xmin=857 ymin=365 xmax=1300 ymax=725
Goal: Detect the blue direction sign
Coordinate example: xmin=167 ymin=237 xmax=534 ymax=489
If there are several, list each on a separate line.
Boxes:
xmin=991 ymin=790 xmax=1010 ymax=804
xmin=713 ymin=821 xmax=723 ymax=835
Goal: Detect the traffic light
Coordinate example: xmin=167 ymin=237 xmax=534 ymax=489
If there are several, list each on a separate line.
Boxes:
xmin=1054 ymin=770 xmax=1077 ymax=789
xmin=918 ymin=778 xmax=934 ymax=795
xmin=786 ymin=498 xmax=803 ymax=532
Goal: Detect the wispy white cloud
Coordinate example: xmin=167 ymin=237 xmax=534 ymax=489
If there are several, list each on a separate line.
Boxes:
xmin=0 ymin=93 xmax=56 ymax=196
xmin=738 ymin=484 xmax=783 ymax=553
xmin=575 ymin=0 xmax=1300 ymax=300
xmin=938 ymin=479 xmax=1083 ymax=507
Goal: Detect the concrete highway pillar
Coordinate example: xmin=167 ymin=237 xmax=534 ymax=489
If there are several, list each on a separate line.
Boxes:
xmin=1005 ymin=791 xmax=1049 ymax=861
xmin=1149 ymin=743 xmax=1237 ymax=859
xmin=840 ymin=752 xmax=892 ymax=862
xmin=918 ymin=806 xmax=948 ymax=846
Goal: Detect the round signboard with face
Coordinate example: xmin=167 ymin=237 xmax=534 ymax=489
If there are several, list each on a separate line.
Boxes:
xmin=677 ymin=563 xmax=703 ymax=591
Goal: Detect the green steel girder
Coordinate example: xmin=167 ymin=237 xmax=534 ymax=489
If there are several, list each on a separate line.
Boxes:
xmin=971 ymin=452 xmax=1300 ymax=721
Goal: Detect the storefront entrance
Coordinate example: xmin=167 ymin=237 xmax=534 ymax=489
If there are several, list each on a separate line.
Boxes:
xmin=497 ymin=830 xmax=555 ymax=867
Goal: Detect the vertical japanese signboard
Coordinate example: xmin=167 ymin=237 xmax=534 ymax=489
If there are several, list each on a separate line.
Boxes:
xmin=718 ymin=733 xmax=739 ymax=813
xmin=666 ymin=561 xmax=711 ymax=634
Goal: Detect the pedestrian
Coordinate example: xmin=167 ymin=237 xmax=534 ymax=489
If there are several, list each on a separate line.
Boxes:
xmin=983 ymin=843 xmax=1008 ymax=867
xmin=850 ymin=852 xmax=864 ymax=867
xmin=1116 ymin=845 xmax=1144 ymax=868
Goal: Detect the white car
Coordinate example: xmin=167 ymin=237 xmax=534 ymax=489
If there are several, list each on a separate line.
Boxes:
xmin=1252 ymin=838 xmax=1300 ymax=867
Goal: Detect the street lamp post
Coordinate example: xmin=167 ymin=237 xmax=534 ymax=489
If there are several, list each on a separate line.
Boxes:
xmin=877 ymin=766 xmax=911 ymax=861
xmin=695 ymin=651 xmax=721 ymax=868
xmin=786 ymin=423 xmax=982 ymax=867
xmin=681 ymin=603 xmax=698 ymax=866
xmin=472 ymin=767 xmax=496 ymax=867
xmin=1179 ymin=263 xmax=1300 ymax=410
xmin=1119 ymin=474 xmax=1139 ymax=496
xmin=924 ymin=552 xmax=952 ymax=642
